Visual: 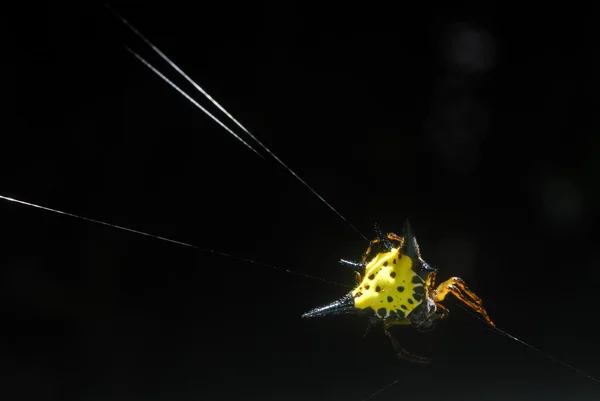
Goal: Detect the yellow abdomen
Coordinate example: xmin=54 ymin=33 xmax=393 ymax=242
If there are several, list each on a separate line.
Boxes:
xmin=351 ymin=248 xmax=425 ymax=320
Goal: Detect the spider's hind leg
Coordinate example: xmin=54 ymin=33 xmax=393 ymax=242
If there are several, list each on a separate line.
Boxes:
xmin=413 ymin=304 xmax=449 ymax=333
xmin=383 ymin=320 xmax=431 ymax=364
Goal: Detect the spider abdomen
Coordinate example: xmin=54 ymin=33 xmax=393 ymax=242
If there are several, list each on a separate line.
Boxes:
xmin=352 ymin=248 xmax=425 ymax=320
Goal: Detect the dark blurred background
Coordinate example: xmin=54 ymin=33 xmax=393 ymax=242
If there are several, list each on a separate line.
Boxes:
xmin=2 ymin=3 xmax=598 ymax=401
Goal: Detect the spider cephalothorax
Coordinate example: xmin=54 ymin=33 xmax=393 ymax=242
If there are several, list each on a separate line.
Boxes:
xmin=302 ymin=220 xmax=494 ymax=363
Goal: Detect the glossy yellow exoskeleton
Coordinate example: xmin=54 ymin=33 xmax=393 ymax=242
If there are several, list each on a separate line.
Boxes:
xmin=302 ymin=220 xmax=495 ymax=363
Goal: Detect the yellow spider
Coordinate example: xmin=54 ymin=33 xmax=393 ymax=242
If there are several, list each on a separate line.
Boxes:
xmin=302 ymin=220 xmax=495 ymax=363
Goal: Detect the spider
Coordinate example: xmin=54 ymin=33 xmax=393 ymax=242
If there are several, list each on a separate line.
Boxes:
xmin=302 ymin=220 xmax=495 ymax=363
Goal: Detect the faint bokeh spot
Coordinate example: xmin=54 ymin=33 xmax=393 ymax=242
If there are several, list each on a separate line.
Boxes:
xmin=444 ymin=24 xmax=496 ymax=73
xmin=427 ymin=23 xmax=496 ymax=173
xmin=538 ymin=174 xmax=583 ymax=229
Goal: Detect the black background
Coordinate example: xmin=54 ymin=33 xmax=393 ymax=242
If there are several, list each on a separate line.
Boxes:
xmin=2 ymin=3 xmax=598 ymax=401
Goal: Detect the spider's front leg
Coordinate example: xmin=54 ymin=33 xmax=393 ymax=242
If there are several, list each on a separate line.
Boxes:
xmin=361 ymin=233 xmax=405 ymax=264
xmin=432 ymin=277 xmax=495 ymax=327
xmin=361 ymin=237 xmax=382 ymax=264
xmin=424 ymin=271 xmax=450 ymax=322
xmin=383 ymin=319 xmax=431 ymax=364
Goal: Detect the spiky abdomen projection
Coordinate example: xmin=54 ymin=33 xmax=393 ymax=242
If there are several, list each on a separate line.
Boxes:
xmin=302 ymin=248 xmax=426 ymax=321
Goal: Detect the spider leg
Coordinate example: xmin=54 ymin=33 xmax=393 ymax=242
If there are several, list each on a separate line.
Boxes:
xmin=425 ymin=273 xmax=450 ymax=319
xmin=425 ymin=269 xmax=438 ymax=288
xmin=386 ymin=232 xmax=405 ymax=244
xmin=424 ymin=271 xmax=451 ymax=321
xmin=361 ymin=233 xmax=405 ymax=264
xmin=435 ymin=303 xmax=450 ymax=320
xmin=361 ymin=237 xmax=382 ymax=264
xmin=432 ymin=277 xmax=495 ymax=327
xmin=383 ymin=320 xmax=431 ymax=364
xmin=413 ymin=302 xmax=451 ymax=333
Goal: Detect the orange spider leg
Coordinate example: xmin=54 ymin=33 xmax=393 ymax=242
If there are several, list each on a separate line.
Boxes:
xmin=386 ymin=232 xmax=405 ymax=244
xmin=361 ymin=233 xmax=405 ymax=264
xmin=361 ymin=238 xmax=381 ymax=264
xmin=423 ymin=270 xmax=448 ymax=319
xmin=425 ymin=269 xmax=438 ymax=288
xmin=432 ymin=276 xmax=495 ymax=327
xmin=436 ymin=303 xmax=451 ymax=321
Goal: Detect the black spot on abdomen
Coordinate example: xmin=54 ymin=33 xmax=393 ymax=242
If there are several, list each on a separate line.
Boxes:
xmin=377 ymin=308 xmax=387 ymax=318
xmin=387 ymin=296 xmax=393 ymax=303
xmin=397 ymin=286 xmax=405 ymax=292
xmin=413 ymin=286 xmax=424 ymax=301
